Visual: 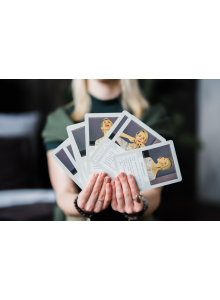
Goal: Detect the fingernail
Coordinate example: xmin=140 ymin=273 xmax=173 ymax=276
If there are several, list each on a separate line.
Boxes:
xmin=101 ymin=172 xmax=106 ymax=177
xmin=105 ymin=177 xmax=110 ymax=182
xmin=115 ymin=176 xmax=119 ymax=182
xmin=111 ymin=181 xmax=115 ymax=186
xmin=119 ymin=172 xmax=125 ymax=179
xmin=128 ymin=174 xmax=133 ymax=179
xmin=93 ymin=173 xmax=97 ymax=178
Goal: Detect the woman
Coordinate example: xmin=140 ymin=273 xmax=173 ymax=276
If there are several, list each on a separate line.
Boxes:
xmin=117 ymin=130 xmax=148 ymax=150
xmin=42 ymin=79 xmax=173 ymax=221
xmin=144 ymin=157 xmax=172 ymax=181
xmin=95 ymin=118 xmax=113 ymax=146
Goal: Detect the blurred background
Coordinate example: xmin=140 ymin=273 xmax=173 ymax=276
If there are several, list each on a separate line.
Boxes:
xmin=0 ymin=79 xmax=219 ymax=221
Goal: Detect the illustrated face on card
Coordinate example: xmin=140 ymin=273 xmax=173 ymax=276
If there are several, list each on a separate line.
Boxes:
xmin=95 ymin=111 xmax=166 ymax=178
xmin=116 ymin=120 xmax=162 ymax=151
xmin=89 ymin=117 xmax=118 ymax=147
xmin=142 ymin=144 xmax=176 ymax=185
xmin=113 ymin=141 xmax=182 ymax=191
xmin=90 ymin=115 xmax=128 ymax=169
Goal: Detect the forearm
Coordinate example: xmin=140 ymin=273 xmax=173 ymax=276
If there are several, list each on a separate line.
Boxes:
xmin=120 ymin=132 xmax=132 ymax=139
xmin=140 ymin=188 xmax=162 ymax=216
xmin=57 ymin=191 xmax=81 ymax=217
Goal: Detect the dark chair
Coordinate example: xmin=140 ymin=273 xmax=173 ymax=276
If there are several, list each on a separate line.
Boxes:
xmin=0 ymin=112 xmax=56 ymax=221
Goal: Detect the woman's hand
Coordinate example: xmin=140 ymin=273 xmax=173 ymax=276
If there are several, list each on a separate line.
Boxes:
xmin=128 ymin=136 xmax=136 ymax=142
xmin=111 ymin=173 xmax=143 ymax=214
xmin=120 ymin=132 xmax=135 ymax=142
xmin=139 ymin=142 xmax=146 ymax=148
xmin=77 ymin=172 xmax=112 ymax=213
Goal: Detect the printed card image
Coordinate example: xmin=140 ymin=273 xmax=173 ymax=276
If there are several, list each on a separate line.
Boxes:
xmin=142 ymin=144 xmax=177 ymax=186
xmin=71 ymin=127 xmax=86 ymax=157
xmin=56 ymin=149 xmax=77 ymax=176
xmin=96 ymin=110 xmax=166 ymax=178
xmin=89 ymin=117 xmax=118 ymax=146
xmin=66 ymin=144 xmax=75 ymax=160
xmin=108 ymin=116 xmax=128 ymax=140
xmin=85 ymin=113 xmax=121 ymax=177
xmin=89 ymin=114 xmax=129 ymax=177
xmin=67 ymin=122 xmax=88 ymax=180
xmin=113 ymin=141 xmax=182 ymax=191
xmin=51 ymin=139 xmax=86 ymax=190
xmin=115 ymin=120 xmax=161 ymax=151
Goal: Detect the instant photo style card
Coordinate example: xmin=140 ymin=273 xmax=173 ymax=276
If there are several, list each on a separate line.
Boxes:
xmin=90 ymin=114 xmax=129 ymax=172
xmin=113 ymin=140 xmax=182 ymax=191
xmin=85 ymin=113 xmax=121 ymax=176
xmin=63 ymin=138 xmax=86 ymax=185
xmin=51 ymin=139 xmax=86 ymax=190
xmin=95 ymin=111 xmax=166 ymax=178
xmin=67 ymin=122 xmax=87 ymax=180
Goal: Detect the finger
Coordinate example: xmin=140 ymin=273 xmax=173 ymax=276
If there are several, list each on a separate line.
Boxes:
xmin=103 ymin=182 xmax=112 ymax=210
xmin=78 ymin=173 xmax=99 ymax=209
xmin=127 ymin=174 xmax=143 ymax=213
xmin=111 ymin=181 xmax=117 ymax=211
xmin=94 ymin=176 xmax=111 ymax=213
xmin=84 ymin=172 xmax=107 ymax=211
xmin=115 ymin=176 xmax=125 ymax=213
xmin=118 ymin=172 xmax=134 ymax=214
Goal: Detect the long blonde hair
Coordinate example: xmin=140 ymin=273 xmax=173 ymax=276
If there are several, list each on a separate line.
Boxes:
xmin=71 ymin=79 xmax=149 ymax=122
xmin=151 ymin=158 xmax=172 ymax=175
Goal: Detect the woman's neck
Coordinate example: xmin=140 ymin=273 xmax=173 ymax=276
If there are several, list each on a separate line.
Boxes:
xmin=87 ymin=79 xmax=121 ymax=100
xmin=152 ymin=162 xmax=161 ymax=168
xmin=151 ymin=162 xmax=162 ymax=175
xmin=102 ymin=129 xmax=109 ymax=137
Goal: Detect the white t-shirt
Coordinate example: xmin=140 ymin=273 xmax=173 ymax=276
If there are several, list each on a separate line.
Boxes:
xmin=144 ymin=157 xmax=156 ymax=181
xmin=95 ymin=137 xmax=102 ymax=146
xmin=116 ymin=136 xmax=139 ymax=151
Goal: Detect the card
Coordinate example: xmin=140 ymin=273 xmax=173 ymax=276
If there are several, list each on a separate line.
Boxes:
xmin=90 ymin=113 xmax=129 ymax=174
xmin=113 ymin=140 xmax=182 ymax=191
xmin=67 ymin=122 xmax=87 ymax=180
xmin=51 ymin=139 xmax=86 ymax=190
xmin=62 ymin=138 xmax=86 ymax=185
xmin=95 ymin=110 xmax=166 ymax=178
xmin=85 ymin=113 xmax=121 ymax=177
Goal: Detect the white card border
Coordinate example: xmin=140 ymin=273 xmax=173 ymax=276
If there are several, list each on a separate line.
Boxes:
xmin=85 ymin=112 xmax=121 ymax=177
xmin=96 ymin=110 xmax=166 ymax=176
xmin=90 ymin=112 xmax=127 ymax=165
xmin=113 ymin=140 xmax=182 ymax=191
xmin=67 ymin=122 xmax=87 ymax=180
xmin=62 ymin=138 xmax=86 ymax=185
xmin=51 ymin=139 xmax=85 ymax=190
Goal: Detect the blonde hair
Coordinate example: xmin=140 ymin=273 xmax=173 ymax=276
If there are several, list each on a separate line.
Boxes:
xmin=136 ymin=130 xmax=148 ymax=143
xmin=152 ymin=158 xmax=172 ymax=175
xmin=71 ymin=79 xmax=149 ymax=122
xmin=101 ymin=118 xmax=113 ymax=132
xmin=159 ymin=158 xmax=172 ymax=171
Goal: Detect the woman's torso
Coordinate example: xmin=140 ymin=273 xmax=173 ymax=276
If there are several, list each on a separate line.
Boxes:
xmin=42 ymin=92 xmax=173 ymax=221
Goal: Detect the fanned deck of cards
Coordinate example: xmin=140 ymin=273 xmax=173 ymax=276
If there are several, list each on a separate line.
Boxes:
xmin=51 ymin=111 xmax=182 ymax=191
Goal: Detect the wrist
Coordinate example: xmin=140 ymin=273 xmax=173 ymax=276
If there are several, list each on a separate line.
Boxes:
xmin=74 ymin=194 xmax=95 ymax=220
xmin=123 ymin=195 xmax=149 ymax=221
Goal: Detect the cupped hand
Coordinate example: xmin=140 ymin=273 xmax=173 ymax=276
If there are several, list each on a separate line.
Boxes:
xmin=77 ymin=172 xmax=112 ymax=213
xmin=139 ymin=143 xmax=146 ymax=148
xmin=129 ymin=137 xmax=136 ymax=142
xmin=111 ymin=173 xmax=143 ymax=214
